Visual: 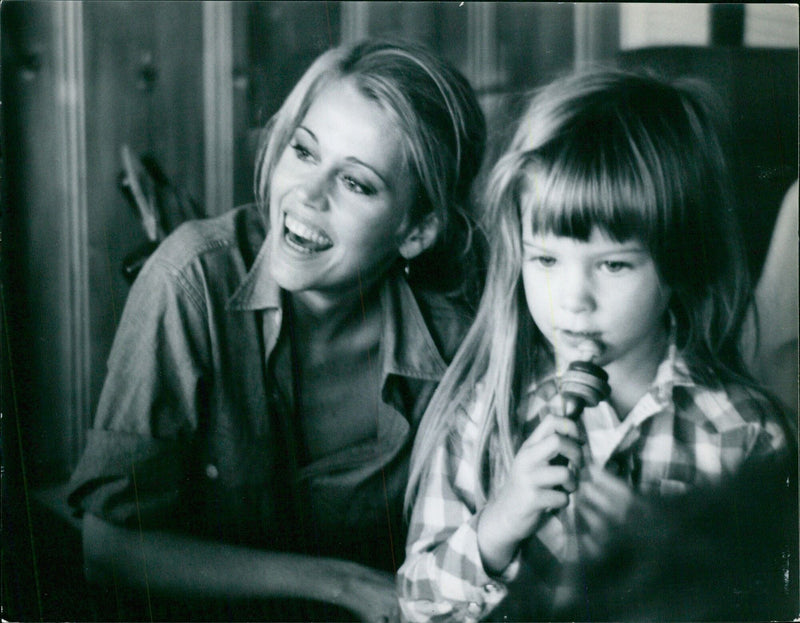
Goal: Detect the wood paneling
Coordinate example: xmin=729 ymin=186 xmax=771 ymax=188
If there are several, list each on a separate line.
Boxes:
xmin=2 ymin=1 xmax=207 ymax=485
xmin=2 ymin=0 xmax=86 ymax=485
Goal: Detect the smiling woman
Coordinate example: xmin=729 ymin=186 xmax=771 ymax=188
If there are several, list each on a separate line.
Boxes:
xmin=266 ymin=79 xmax=417 ymax=309
xmin=65 ymin=39 xmax=485 ymax=622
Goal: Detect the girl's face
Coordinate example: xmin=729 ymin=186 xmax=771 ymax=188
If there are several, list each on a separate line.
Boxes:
xmin=267 ymin=78 xmax=417 ymax=309
xmin=521 ymin=224 xmax=672 ymax=374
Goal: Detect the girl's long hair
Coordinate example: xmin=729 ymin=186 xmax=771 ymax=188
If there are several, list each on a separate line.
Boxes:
xmin=406 ymin=68 xmax=759 ymax=510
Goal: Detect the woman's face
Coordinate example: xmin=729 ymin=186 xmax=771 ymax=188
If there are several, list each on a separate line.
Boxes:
xmin=267 ymin=78 xmax=417 ymax=309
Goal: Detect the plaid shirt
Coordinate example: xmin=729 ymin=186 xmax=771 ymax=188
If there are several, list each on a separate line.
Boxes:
xmin=397 ymin=343 xmax=788 ymax=622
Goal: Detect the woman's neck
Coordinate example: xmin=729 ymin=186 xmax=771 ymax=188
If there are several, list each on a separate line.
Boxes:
xmin=287 ymin=283 xmax=383 ymax=355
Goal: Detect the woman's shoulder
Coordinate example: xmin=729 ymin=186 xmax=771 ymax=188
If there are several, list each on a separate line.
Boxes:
xmin=153 ymin=205 xmax=266 ymax=272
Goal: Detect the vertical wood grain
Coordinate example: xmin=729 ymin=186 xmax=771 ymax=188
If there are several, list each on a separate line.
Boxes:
xmin=54 ymin=0 xmax=90 ymax=463
xmin=203 ymin=1 xmax=234 ymax=216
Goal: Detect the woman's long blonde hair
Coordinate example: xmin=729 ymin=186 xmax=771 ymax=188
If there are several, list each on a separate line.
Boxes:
xmin=406 ymin=68 xmax=756 ymax=511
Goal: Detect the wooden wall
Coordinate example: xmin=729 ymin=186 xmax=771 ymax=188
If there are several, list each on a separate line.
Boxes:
xmin=2 ymin=1 xmax=207 ymax=487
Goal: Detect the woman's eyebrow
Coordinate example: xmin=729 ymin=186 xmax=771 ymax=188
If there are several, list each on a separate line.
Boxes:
xmin=295 ymin=125 xmax=317 ymax=142
xmin=295 ymin=124 xmax=390 ymax=187
xmin=343 ymin=157 xmax=389 ymax=187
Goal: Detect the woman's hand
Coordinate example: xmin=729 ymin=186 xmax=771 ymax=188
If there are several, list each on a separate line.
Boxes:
xmin=574 ymin=464 xmax=650 ymax=562
xmin=336 ymin=563 xmax=401 ymax=623
xmin=477 ymin=413 xmax=583 ymax=574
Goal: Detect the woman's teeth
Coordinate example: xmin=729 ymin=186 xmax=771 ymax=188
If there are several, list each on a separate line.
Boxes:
xmin=283 ymin=213 xmax=333 ymax=253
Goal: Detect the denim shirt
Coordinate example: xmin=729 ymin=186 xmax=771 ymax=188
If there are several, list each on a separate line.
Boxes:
xmin=67 ymin=205 xmax=471 ymax=571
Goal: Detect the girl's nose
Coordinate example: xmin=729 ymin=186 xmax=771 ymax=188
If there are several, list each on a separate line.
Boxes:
xmin=558 ymin=267 xmax=595 ymax=313
xmin=296 ymin=171 xmax=329 ymax=210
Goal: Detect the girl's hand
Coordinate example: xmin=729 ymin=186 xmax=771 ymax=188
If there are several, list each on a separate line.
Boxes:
xmin=574 ymin=464 xmax=650 ymax=562
xmin=478 ymin=413 xmax=583 ymax=574
xmin=336 ymin=563 xmax=401 ymax=623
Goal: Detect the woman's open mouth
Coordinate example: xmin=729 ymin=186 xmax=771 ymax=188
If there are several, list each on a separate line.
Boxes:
xmin=283 ymin=213 xmax=333 ymax=254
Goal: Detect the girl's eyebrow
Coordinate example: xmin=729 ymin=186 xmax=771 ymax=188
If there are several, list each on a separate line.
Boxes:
xmin=523 ymin=238 xmax=648 ymax=255
xmin=295 ymin=125 xmax=390 ymax=188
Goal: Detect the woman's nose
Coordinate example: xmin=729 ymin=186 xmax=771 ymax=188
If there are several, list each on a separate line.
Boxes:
xmin=296 ymin=171 xmax=329 ymax=210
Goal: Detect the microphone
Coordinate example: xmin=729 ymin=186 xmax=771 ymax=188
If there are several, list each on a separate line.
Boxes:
xmin=549 ymin=341 xmax=611 ymax=490
xmin=560 ymin=341 xmax=610 ymax=420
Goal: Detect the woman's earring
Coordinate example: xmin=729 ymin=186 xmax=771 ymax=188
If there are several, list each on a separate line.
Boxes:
xmin=404 ymin=259 xmax=411 ymax=278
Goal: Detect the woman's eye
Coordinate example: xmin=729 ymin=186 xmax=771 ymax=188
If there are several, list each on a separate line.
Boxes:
xmin=290 ymin=143 xmax=314 ymax=162
xmin=599 ymin=260 xmax=631 ymax=273
xmin=340 ymin=175 xmax=375 ymax=196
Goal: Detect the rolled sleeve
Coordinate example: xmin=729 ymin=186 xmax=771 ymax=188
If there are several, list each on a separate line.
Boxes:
xmin=68 ymin=245 xmax=209 ymax=526
xmin=67 ymin=429 xmax=187 ymax=527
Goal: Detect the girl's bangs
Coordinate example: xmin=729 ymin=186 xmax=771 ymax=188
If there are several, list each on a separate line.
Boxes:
xmin=521 ymin=132 xmax=664 ymax=246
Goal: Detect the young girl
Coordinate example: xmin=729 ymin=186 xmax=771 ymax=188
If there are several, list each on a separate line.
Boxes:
xmin=67 ymin=39 xmax=485 ymax=623
xmin=398 ymin=69 xmax=790 ymax=622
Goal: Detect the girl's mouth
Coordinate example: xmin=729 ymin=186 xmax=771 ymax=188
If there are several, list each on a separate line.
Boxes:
xmin=556 ymin=330 xmax=603 ymax=352
xmin=283 ymin=213 xmax=333 ymax=254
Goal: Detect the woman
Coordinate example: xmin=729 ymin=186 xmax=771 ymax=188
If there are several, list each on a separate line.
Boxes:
xmin=67 ymin=39 xmax=485 ymax=622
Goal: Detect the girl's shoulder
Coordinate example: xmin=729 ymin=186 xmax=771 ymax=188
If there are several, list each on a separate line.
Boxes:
xmin=676 ymin=379 xmax=790 ymax=446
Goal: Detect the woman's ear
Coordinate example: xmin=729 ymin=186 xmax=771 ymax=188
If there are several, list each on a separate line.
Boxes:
xmin=398 ymin=213 xmax=441 ymax=260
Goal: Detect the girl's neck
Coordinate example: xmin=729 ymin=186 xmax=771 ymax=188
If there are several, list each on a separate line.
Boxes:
xmin=603 ymin=328 xmax=670 ymax=418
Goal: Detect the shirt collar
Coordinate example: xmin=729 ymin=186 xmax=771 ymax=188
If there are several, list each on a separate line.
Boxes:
xmin=647 ymin=333 xmax=696 ymax=408
xmin=607 ymin=333 xmax=696 ymax=447
xmin=227 ymin=238 xmax=448 ymax=382
xmin=379 ymin=274 xmax=449 ymax=382
xmin=226 ymin=233 xmax=282 ymax=311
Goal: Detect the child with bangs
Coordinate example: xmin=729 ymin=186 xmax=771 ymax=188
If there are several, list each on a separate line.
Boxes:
xmin=397 ymin=69 xmax=792 ymax=622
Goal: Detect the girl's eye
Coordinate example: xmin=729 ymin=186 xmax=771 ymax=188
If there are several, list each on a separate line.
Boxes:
xmin=599 ymin=260 xmax=631 ymax=273
xmin=530 ymin=255 xmax=556 ymax=268
xmin=290 ymin=143 xmax=314 ymax=162
xmin=340 ymin=175 xmax=375 ymax=196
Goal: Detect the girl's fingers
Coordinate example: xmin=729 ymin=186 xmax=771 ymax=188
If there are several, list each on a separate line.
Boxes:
xmin=578 ymin=467 xmax=639 ymax=524
xmin=587 ymin=464 xmax=630 ymax=496
xmin=577 ymin=532 xmax=603 ymax=560
xmin=521 ymin=464 xmax=579 ymax=492
xmin=518 ymin=429 xmax=583 ymax=468
xmin=575 ymin=500 xmax=610 ymax=537
xmin=523 ymin=414 xmax=582 ymax=447
xmin=534 ymin=488 xmax=571 ymax=511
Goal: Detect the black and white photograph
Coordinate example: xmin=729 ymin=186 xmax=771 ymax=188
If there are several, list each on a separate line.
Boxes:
xmin=2 ymin=3 xmax=797 ymax=622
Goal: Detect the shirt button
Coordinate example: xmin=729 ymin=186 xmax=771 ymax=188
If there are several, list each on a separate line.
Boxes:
xmin=205 ymin=463 xmax=219 ymax=480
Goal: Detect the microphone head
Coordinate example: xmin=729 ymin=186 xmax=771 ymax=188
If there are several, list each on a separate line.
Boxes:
xmin=560 ymin=340 xmax=611 ymax=418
